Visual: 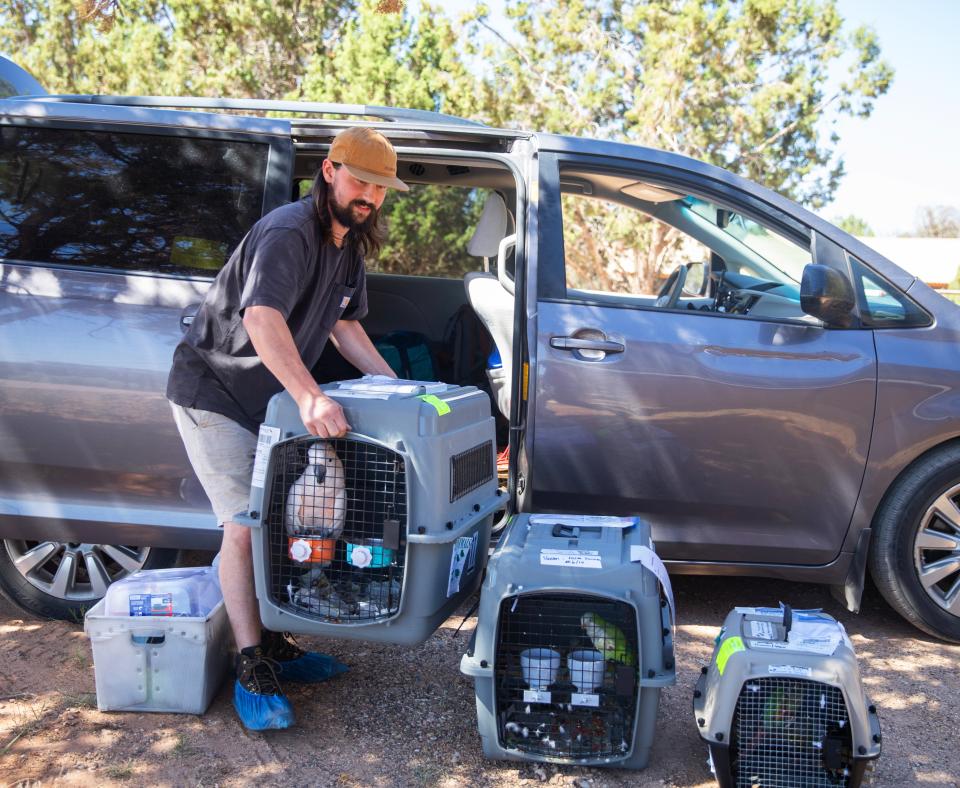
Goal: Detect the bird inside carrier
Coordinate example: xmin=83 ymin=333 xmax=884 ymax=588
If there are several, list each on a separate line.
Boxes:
xmin=495 ymin=592 xmax=643 ymax=760
xmin=693 ymin=605 xmax=881 ymax=788
xmin=267 ymin=435 xmax=408 ymax=623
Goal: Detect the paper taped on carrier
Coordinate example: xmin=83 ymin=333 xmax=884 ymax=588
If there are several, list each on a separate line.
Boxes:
xmin=250 ymin=425 xmax=281 ymax=489
xmin=539 ymin=548 xmax=602 ymax=569
xmin=629 ymin=544 xmax=675 ymax=627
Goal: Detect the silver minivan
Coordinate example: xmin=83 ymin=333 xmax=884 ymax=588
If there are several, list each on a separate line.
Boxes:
xmin=2 ymin=57 xmax=959 ymax=642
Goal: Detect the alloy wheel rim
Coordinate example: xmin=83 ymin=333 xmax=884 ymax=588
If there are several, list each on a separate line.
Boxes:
xmin=3 ymin=540 xmax=151 ymax=601
xmin=914 ymin=483 xmax=960 ymax=615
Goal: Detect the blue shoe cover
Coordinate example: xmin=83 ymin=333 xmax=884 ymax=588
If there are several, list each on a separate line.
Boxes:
xmin=233 ymin=680 xmax=295 ymax=730
xmin=277 ymin=651 xmax=349 ymax=684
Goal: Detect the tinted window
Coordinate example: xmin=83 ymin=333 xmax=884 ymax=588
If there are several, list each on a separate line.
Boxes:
xmin=559 ymin=169 xmax=816 ymax=323
xmin=0 ymin=126 xmax=268 ymax=276
xmin=851 ymin=257 xmax=931 ymax=328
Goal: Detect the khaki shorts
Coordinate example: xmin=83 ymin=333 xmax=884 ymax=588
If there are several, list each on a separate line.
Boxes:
xmin=170 ymin=402 xmax=258 ymax=526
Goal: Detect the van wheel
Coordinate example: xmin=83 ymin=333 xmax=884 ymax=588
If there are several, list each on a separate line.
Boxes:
xmin=869 ymin=445 xmax=960 ymax=643
xmin=0 ymin=540 xmax=179 ymax=622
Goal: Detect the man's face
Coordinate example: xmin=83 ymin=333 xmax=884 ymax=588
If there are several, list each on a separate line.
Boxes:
xmin=323 ymin=159 xmax=388 ymax=230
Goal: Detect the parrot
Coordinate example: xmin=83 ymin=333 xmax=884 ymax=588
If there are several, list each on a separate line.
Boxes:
xmin=284 ymin=442 xmax=347 ymax=539
xmin=580 ymin=612 xmax=637 ymax=666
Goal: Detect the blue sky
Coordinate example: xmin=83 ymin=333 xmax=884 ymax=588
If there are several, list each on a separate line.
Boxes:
xmin=440 ymin=0 xmax=959 ymax=236
xmin=828 ymin=0 xmax=959 ymax=235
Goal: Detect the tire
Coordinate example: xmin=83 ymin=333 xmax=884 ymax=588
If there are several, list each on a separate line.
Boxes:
xmin=869 ymin=444 xmax=960 ymax=643
xmin=0 ymin=539 xmax=179 ymax=622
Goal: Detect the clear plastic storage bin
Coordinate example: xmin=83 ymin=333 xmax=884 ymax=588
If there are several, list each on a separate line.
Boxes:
xmin=84 ymin=570 xmax=230 ymax=714
xmin=104 ymin=566 xmax=222 ymax=618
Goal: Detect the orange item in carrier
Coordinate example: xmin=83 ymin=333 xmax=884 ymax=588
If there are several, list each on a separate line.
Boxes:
xmin=288 ymin=536 xmax=337 ymax=564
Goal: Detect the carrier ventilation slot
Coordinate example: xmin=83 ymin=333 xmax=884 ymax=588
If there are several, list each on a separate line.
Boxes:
xmin=451 ymin=441 xmax=494 ymax=502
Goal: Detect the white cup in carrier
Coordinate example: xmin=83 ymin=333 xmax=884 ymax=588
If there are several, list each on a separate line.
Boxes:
xmin=520 ymin=647 xmax=561 ymax=689
xmin=567 ymin=649 xmax=606 ymax=692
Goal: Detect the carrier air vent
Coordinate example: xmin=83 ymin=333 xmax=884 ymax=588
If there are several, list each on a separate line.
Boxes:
xmin=451 ymin=441 xmax=494 ymax=502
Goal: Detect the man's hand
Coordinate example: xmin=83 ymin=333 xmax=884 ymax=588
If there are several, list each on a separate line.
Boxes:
xmin=297 ymin=391 xmax=350 ymax=438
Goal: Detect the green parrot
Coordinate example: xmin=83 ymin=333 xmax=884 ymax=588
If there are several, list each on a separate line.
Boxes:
xmin=580 ymin=612 xmax=637 ymax=666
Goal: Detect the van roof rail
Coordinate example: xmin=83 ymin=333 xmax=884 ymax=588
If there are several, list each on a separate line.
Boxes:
xmin=29 ymin=95 xmax=487 ymax=127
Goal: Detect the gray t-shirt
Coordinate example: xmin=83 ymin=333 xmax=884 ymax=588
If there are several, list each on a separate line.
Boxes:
xmin=166 ymin=197 xmax=368 ymax=433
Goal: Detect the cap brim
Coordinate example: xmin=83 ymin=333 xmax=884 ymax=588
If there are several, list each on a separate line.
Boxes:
xmin=341 ymin=163 xmax=409 ymax=192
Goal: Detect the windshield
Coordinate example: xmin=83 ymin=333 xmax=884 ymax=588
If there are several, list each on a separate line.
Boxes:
xmin=685 ymin=196 xmax=810 ymax=283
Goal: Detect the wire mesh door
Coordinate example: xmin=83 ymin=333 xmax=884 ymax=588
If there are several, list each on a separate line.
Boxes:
xmin=493 ymin=592 xmax=640 ymax=761
xmin=731 ymin=677 xmax=853 ymax=788
xmin=266 ymin=436 xmax=407 ymax=622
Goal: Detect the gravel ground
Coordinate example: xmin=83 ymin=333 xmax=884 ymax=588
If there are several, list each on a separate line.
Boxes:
xmin=1 ymin=570 xmax=958 ymax=787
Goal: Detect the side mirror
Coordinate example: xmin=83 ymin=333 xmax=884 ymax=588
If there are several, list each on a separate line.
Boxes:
xmin=682 ymin=262 xmax=708 ymax=296
xmin=800 ymin=264 xmax=856 ymax=327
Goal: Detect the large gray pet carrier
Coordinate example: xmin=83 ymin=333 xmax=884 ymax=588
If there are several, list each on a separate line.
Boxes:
xmin=240 ymin=377 xmax=503 ymax=645
xmin=460 ymin=514 xmax=676 ymax=769
xmin=693 ymin=605 xmax=881 ymax=788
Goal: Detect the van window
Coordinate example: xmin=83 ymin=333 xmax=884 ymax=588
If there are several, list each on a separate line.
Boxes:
xmin=0 ymin=126 xmax=268 ymax=276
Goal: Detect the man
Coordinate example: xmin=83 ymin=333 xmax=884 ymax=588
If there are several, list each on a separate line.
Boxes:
xmin=166 ymin=127 xmax=406 ymax=730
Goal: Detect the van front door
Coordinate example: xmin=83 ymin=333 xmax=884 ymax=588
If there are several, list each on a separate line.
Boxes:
xmin=525 ymin=153 xmax=876 ymax=566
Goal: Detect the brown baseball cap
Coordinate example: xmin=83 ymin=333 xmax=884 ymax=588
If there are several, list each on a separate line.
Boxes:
xmin=328 ymin=127 xmax=409 ymax=191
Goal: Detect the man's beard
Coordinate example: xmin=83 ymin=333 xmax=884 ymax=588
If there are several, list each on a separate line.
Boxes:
xmin=329 ymin=193 xmax=378 ymax=232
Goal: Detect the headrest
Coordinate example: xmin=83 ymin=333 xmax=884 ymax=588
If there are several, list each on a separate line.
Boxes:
xmin=467 ymin=192 xmax=509 ymax=257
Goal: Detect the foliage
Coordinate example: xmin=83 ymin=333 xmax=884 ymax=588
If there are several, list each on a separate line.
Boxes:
xmin=0 ymin=0 xmax=353 ymax=97
xmin=459 ymin=0 xmax=893 ymax=290
xmin=912 ymin=205 xmax=960 ymax=238
xmin=373 ymin=185 xmax=486 ymax=277
xmin=1 ymin=0 xmax=894 ymax=292
xmin=293 ymin=0 xmax=488 ymax=273
xmin=833 ymin=214 xmax=874 ymax=237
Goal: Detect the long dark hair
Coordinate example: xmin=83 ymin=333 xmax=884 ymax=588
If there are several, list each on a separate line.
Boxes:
xmin=310 ymin=166 xmax=385 ymax=258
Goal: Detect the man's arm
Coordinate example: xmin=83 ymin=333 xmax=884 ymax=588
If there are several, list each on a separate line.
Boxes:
xmin=242 ymin=305 xmax=350 ymax=438
xmin=329 ymin=319 xmax=397 ymax=378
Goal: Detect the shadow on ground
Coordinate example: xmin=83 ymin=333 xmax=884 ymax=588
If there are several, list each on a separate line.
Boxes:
xmin=1 ymin=574 xmax=958 ymax=787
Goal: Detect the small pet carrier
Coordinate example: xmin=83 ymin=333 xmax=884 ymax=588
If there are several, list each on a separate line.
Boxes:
xmin=241 ymin=376 xmax=503 ymax=645
xmin=693 ymin=605 xmax=881 ymax=788
xmin=460 ymin=514 xmax=676 ymax=769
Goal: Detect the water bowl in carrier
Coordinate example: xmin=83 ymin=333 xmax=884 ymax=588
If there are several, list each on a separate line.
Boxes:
xmin=346 ymin=538 xmax=394 ymax=569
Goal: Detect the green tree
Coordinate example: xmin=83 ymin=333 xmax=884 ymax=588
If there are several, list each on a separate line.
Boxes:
xmin=0 ymin=0 xmax=354 ymax=97
xmin=833 ymin=215 xmax=874 ymax=236
xmin=296 ymin=0 xmax=488 ymax=275
xmin=459 ymin=0 xmax=893 ymax=291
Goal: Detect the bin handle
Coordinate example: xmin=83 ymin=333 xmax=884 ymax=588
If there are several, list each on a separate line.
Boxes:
xmin=129 ymin=630 xmax=166 ymax=646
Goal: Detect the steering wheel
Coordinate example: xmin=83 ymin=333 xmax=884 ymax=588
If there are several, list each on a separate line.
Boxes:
xmin=654 ymin=264 xmax=688 ymax=309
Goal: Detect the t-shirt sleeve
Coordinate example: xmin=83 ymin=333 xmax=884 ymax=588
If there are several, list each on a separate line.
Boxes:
xmin=340 ymin=250 xmax=369 ymax=321
xmin=238 ymin=227 xmax=310 ymax=319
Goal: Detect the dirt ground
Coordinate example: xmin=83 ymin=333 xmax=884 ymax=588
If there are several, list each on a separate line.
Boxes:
xmin=2 ymin=569 xmax=959 ymax=788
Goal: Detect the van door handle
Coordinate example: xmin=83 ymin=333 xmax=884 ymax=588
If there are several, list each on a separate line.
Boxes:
xmin=550 ymin=336 xmax=625 ymax=354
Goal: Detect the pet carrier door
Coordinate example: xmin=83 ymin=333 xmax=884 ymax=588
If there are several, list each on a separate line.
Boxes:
xmin=266 ymin=435 xmax=407 ymax=623
xmin=494 ymin=592 xmax=640 ymax=760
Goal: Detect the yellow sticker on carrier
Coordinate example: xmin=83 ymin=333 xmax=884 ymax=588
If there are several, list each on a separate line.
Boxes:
xmin=418 ymin=394 xmax=451 ymax=415
xmin=715 ymin=636 xmax=745 ymax=675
